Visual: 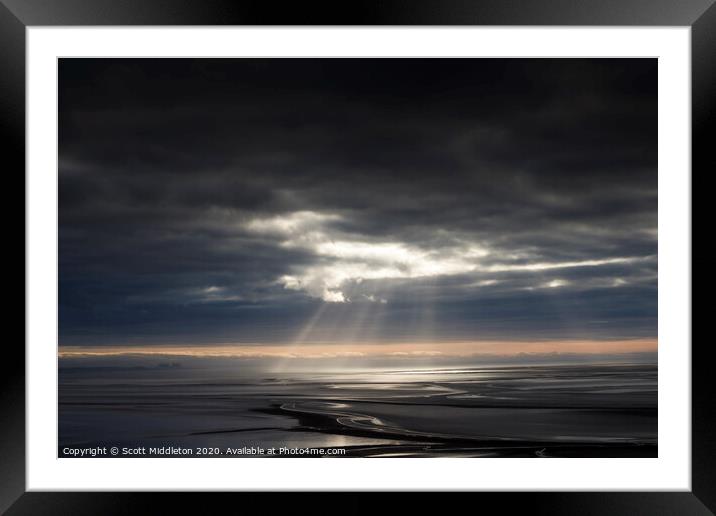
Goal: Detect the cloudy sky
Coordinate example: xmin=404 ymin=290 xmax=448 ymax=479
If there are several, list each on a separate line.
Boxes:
xmin=58 ymin=58 xmax=657 ymax=355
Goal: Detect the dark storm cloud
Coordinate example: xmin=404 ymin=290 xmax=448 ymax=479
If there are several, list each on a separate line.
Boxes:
xmin=58 ymin=58 xmax=657 ymax=345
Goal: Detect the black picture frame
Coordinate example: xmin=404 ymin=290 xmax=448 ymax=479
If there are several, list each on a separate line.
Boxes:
xmin=3 ymin=1 xmax=709 ymax=513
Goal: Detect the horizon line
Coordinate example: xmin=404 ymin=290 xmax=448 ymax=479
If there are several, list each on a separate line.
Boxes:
xmin=58 ymin=338 xmax=657 ymax=360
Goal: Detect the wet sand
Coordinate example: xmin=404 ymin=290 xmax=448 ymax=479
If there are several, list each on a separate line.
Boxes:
xmin=59 ymin=362 xmax=657 ymax=457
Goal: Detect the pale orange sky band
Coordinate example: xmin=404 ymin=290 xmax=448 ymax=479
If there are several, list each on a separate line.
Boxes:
xmin=59 ymin=339 xmax=657 ymax=359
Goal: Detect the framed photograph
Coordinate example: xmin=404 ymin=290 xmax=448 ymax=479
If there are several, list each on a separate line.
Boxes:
xmin=5 ymin=0 xmax=709 ymax=513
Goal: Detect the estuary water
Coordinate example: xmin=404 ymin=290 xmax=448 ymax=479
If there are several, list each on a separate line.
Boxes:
xmin=58 ymin=359 xmax=657 ymax=457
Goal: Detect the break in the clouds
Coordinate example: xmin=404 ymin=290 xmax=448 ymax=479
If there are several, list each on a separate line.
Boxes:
xmin=59 ymin=58 xmax=657 ymax=346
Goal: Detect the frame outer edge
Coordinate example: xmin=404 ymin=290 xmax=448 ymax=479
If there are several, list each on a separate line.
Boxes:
xmin=3 ymin=0 xmax=711 ymax=512
xmin=1 ymin=493 xmax=715 ymax=516
xmin=691 ymin=1 xmax=716 ymax=513
xmin=0 ymin=0 xmax=715 ymax=26
xmin=0 ymin=0 xmax=27 ymax=514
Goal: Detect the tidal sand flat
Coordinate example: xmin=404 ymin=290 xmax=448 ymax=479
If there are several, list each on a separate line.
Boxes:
xmin=58 ymin=359 xmax=657 ymax=457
